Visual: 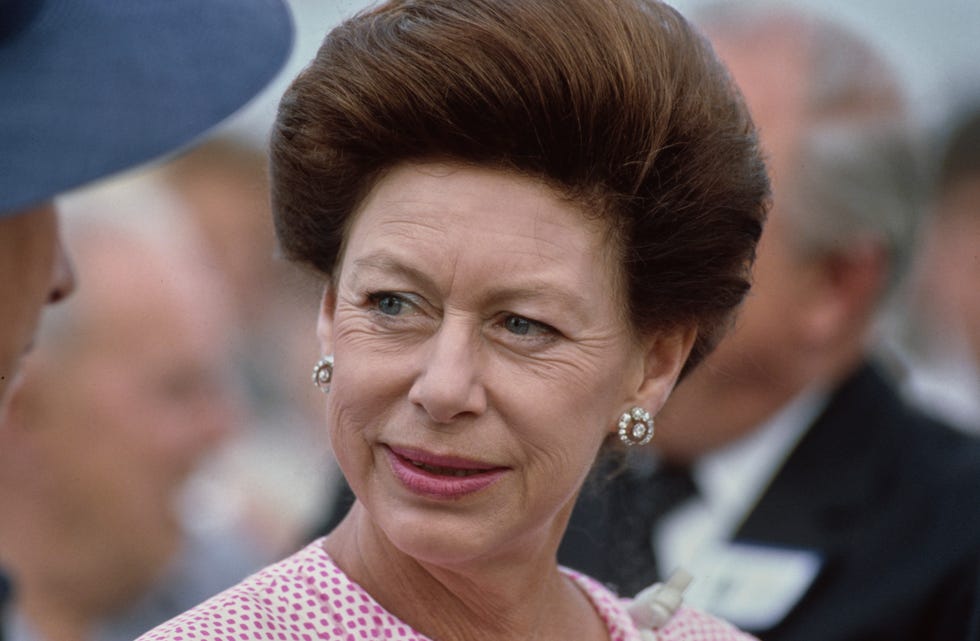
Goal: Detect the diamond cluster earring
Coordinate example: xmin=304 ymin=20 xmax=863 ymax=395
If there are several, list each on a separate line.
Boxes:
xmin=618 ymin=406 xmax=654 ymax=446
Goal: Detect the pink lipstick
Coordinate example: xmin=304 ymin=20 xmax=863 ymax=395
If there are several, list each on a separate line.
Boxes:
xmin=384 ymin=445 xmax=508 ymax=499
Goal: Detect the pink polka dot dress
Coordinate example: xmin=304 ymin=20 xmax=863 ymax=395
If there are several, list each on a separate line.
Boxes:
xmin=136 ymin=539 xmax=756 ymax=641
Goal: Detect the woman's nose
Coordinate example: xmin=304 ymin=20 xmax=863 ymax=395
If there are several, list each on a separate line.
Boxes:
xmin=407 ymin=321 xmax=486 ymax=424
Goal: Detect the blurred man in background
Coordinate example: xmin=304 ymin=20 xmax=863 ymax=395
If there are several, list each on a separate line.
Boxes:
xmin=559 ymin=6 xmax=980 ymax=641
xmin=0 ymin=182 xmax=269 ymax=641
xmin=161 ymin=139 xmax=333 ymax=553
xmin=898 ymin=105 xmax=980 ymax=433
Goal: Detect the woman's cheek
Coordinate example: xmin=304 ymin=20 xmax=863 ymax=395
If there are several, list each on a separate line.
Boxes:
xmin=327 ymin=397 xmax=377 ymax=483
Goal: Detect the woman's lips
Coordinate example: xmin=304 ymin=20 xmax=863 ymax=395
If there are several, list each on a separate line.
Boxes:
xmin=384 ymin=445 xmax=509 ymax=499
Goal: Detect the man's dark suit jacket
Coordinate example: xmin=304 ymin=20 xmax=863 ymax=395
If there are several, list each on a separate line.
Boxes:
xmin=559 ymin=362 xmax=980 ymax=641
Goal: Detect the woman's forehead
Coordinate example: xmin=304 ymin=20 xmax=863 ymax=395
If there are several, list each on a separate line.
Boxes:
xmin=344 ymin=163 xmax=612 ymax=259
xmin=335 ymin=162 xmax=626 ymax=309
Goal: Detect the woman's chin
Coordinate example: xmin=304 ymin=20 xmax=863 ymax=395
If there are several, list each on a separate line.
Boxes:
xmin=381 ymin=508 xmax=501 ymax=566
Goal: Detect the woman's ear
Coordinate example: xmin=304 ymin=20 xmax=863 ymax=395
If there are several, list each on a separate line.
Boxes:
xmin=316 ymin=283 xmax=337 ymax=356
xmin=630 ymin=324 xmax=698 ymax=416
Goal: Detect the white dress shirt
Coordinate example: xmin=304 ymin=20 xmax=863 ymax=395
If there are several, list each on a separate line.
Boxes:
xmin=654 ymin=386 xmax=829 ymax=624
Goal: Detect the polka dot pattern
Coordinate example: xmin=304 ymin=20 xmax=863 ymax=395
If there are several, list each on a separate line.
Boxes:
xmin=137 ymin=539 xmax=756 ymax=641
xmin=652 ymin=607 xmax=759 ymax=641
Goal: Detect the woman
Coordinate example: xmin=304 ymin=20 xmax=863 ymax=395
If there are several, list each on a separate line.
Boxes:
xmin=139 ymin=0 xmax=768 ymax=639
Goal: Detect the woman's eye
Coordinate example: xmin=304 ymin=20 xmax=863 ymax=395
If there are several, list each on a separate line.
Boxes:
xmin=504 ymin=315 xmax=532 ymax=335
xmin=502 ymin=314 xmax=554 ymax=337
xmin=376 ymin=294 xmax=403 ymax=316
xmin=366 ymin=292 xmax=413 ymax=316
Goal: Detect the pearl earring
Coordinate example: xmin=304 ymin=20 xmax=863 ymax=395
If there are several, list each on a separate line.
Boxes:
xmin=312 ymin=355 xmax=334 ymax=393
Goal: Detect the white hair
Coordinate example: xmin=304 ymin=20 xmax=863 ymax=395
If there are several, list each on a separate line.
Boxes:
xmin=697 ymin=2 xmax=927 ymax=296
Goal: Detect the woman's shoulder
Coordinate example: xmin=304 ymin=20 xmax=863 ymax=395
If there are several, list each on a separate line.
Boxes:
xmin=135 ymin=538 xmax=429 ymax=641
xmin=563 ymin=568 xmax=758 ymax=641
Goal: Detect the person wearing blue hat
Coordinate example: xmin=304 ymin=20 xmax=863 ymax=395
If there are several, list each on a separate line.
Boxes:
xmin=0 ymin=0 xmax=293 ymax=416
xmin=0 ymin=1 xmax=292 ymax=638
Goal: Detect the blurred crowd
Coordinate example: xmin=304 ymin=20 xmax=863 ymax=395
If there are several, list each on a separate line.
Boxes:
xmin=0 ymin=139 xmax=337 ymax=641
xmin=888 ymin=108 xmax=980 ymax=433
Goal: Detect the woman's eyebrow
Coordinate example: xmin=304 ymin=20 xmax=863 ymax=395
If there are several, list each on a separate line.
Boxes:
xmin=349 ymin=253 xmax=438 ymax=290
xmin=351 ymin=252 xmax=593 ymax=324
xmin=482 ymin=285 xmax=590 ymax=319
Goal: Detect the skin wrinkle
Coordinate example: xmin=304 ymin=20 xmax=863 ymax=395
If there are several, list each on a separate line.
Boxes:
xmin=341 ymin=213 xmax=622 ymax=344
xmin=318 ymin=161 xmax=694 ymax=640
xmin=306 ymin=158 xmax=694 ymax=639
xmin=332 ymin=279 xmax=615 ymax=410
xmin=330 ymin=168 xmax=644 ymax=392
xmin=336 ymin=171 xmax=630 ymax=336
xmin=341 ymin=455 xmax=589 ymax=640
xmin=334 ymin=285 xmax=622 ymax=390
xmin=349 ymin=252 xmax=600 ymax=336
xmin=341 ymin=504 xmax=570 ymax=640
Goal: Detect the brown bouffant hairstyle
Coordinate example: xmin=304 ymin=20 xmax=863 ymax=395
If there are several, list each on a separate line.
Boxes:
xmin=271 ymin=0 xmax=769 ymax=376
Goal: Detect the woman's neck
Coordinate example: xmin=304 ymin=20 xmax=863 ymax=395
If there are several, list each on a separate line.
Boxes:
xmin=323 ymin=503 xmax=610 ymax=641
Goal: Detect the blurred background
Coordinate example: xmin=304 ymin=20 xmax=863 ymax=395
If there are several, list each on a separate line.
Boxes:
xmin=227 ymin=0 xmax=980 ymax=143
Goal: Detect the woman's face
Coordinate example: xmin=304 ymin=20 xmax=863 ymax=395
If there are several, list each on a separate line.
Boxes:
xmin=320 ymin=162 xmax=663 ymax=566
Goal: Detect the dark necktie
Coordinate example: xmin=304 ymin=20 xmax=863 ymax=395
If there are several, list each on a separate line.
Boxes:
xmin=0 ymin=569 xmax=11 ymax=641
xmin=606 ymin=462 xmax=699 ymax=596
xmin=322 ymin=464 xmax=698 ymax=598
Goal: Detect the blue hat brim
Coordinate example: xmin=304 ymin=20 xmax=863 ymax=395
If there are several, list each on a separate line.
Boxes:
xmin=0 ymin=0 xmax=293 ymax=215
